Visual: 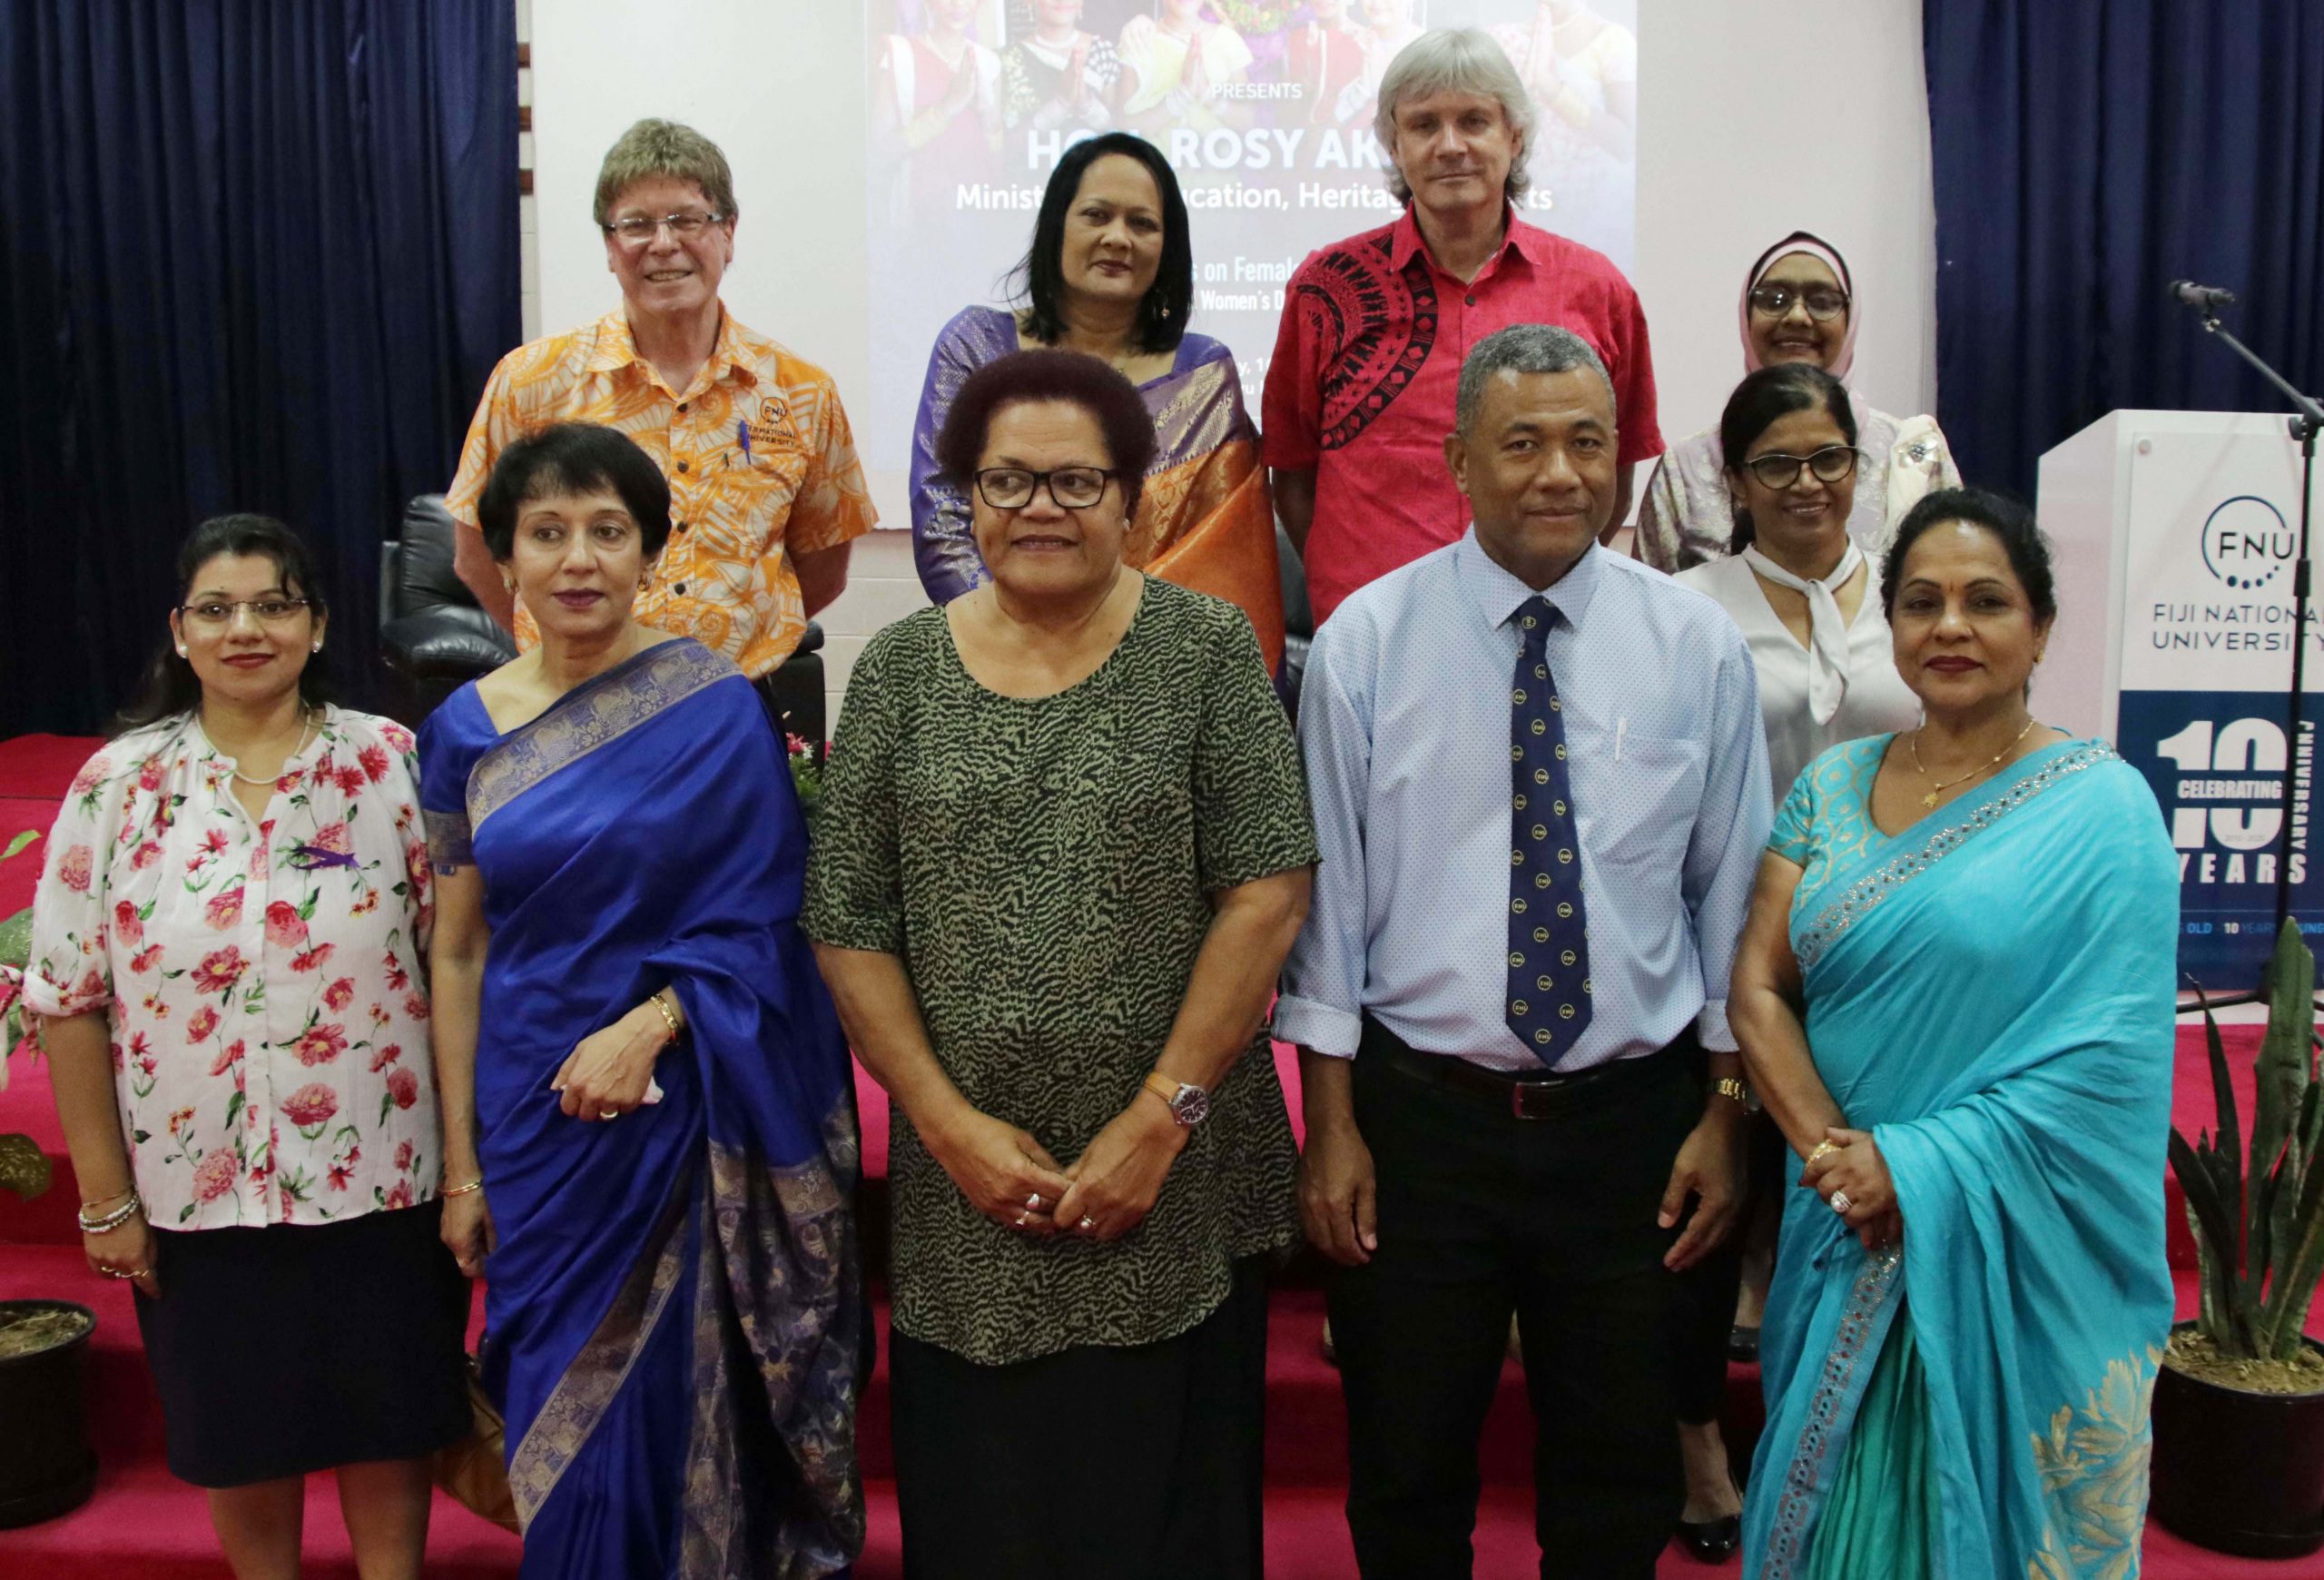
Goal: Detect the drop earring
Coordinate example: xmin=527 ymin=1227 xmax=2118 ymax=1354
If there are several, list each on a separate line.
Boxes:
xmin=311 ymin=642 xmax=323 ymax=654
xmin=176 ymin=647 xmax=188 ymax=658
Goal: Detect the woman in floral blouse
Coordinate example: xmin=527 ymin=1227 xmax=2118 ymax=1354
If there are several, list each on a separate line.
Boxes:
xmin=27 ymin=515 xmax=468 ymax=1580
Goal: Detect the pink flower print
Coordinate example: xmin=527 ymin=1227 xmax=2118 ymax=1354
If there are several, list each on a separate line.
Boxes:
xmin=109 ymin=1040 xmax=125 ymax=1071
xmin=327 ymin=1161 xmax=352 ymax=1192
xmin=264 ymin=901 xmax=308 ymax=950
xmin=349 ymin=889 xmax=380 ymax=916
xmin=191 ymin=947 xmax=248 ymax=995
xmin=403 ymin=991 xmax=431 ymax=1023
xmin=185 ymin=1004 xmax=220 ymax=1044
xmin=208 ymin=1038 xmax=246 ymax=1078
xmin=140 ymin=992 xmax=170 ymax=1020
xmin=323 ymin=977 xmax=355 ymax=1012
xmin=192 ymin=1150 xmax=238 ymax=1202
xmin=369 ymin=1002 xmax=390 ymax=1028
xmin=135 ymin=755 xmax=162 ymax=794
xmin=383 ymin=1179 xmax=416 ymax=1210
xmin=290 ymin=943 xmax=336 ymax=973
xmin=385 ymin=1067 xmax=419 ymax=1111
xmin=167 ymin=1107 xmax=197 ymax=1139
xmin=72 ymin=967 xmax=107 ymax=1007
xmin=292 ymin=1023 xmax=348 ymax=1067
xmin=202 ymin=828 xmax=229 ymax=855
xmin=130 ymin=944 xmax=163 ymax=975
xmin=393 ymin=1139 xmax=415 ymax=1171
xmin=281 ymin=1083 xmax=339 ymax=1129
xmin=131 ymin=841 xmax=162 ymax=871
xmin=127 ymin=1031 xmax=150 ymax=1063
xmin=113 ymin=900 xmax=143 ymax=948
xmin=369 ymin=1042 xmax=402 ymax=1073
xmin=379 ymin=722 xmax=415 ymax=755
xmin=275 ymin=768 xmax=305 ymax=794
xmin=345 ymin=1141 xmax=360 ymax=1166
xmin=358 ymin=744 xmax=391 ymax=784
xmin=310 ymin=822 xmax=352 ymax=856
xmin=56 ymin=844 xmax=94 ymax=893
xmin=333 ymin=764 xmax=368 ymax=797
xmin=383 ymin=954 xmax=410 ymax=992
xmin=70 ymin=757 xmax=112 ymax=797
xmin=203 ymin=886 xmax=245 ymax=930
xmin=404 ymin=842 xmax=430 ymax=897
xmin=136 ymin=1051 xmax=158 ymax=1080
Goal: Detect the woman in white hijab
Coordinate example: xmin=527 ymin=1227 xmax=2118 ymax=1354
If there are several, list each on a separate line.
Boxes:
xmin=1636 ymin=231 xmax=1959 ymax=573
xmin=1661 ymin=360 xmax=1922 ymax=1561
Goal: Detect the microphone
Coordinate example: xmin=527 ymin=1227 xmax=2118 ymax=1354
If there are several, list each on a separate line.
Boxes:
xmin=2170 ymin=279 xmax=2238 ymax=313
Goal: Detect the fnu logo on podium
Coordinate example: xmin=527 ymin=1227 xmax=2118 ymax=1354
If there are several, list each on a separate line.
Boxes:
xmin=2149 ymin=496 xmax=2306 ymax=654
xmin=2200 ymin=495 xmax=2293 ymax=592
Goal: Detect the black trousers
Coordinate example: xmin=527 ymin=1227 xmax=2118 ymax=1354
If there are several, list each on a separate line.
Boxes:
xmin=1669 ymin=1111 xmax=1785 ymax=1426
xmin=1329 ymin=1022 xmax=1700 ymax=1579
xmin=890 ymin=1256 xmax=1270 ymax=1580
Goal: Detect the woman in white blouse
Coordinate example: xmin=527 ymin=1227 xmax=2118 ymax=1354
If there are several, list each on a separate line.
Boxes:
xmin=27 ymin=516 xmax=468 ymax=1580
xmin=1634 ymin=231 xmax=1961 ymax=574
xmin=1663 ymin=362 xmax=1921 ymax=1559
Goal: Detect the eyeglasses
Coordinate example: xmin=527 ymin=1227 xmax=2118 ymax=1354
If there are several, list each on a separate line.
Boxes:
xmin=179 ymin=597 xmax=313 ymax=627
xmin=1748 ymin=283 xmax=1850 ymax=322
xmin=602 ymin=209 xmax=728 ymax=243
xmin=974 ymin=466 xmax=1115 ymax=509
xmin=1742 ymin=446 xmax=1862 ymax=490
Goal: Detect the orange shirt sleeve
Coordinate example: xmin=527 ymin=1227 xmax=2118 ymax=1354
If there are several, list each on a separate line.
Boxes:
xmin=443 ymin=348 xmax=529 ymax=536
xmin=785 ymin=375 xmax=880 ymax=557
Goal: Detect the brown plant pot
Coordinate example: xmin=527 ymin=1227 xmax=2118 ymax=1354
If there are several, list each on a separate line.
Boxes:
xmin=0 ymin=1300 xmax=97 ymax=1529
xmin=2151 ymin=1322 xmax=2324 ymax=1558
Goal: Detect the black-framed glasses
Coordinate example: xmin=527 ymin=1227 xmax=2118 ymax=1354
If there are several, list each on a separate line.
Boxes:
xmin=603 ymin=209 xmax=728 ymax=243
xmin=178 ymin=597 xmax=312 ymax=627
xmin=974 ymin=466 xmax=1115 ymax=509
xmin=1748 ymin=283 xmax=1850 ymax=322
xmin=1743 ymin=446 xmax=1862 ymax=490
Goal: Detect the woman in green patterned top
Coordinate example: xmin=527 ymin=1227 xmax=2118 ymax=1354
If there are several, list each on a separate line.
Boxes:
xmin=805 ymin=349 xmax=1315 ymax=1580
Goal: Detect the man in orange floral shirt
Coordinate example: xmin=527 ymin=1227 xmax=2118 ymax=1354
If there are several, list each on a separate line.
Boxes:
xmin=448 ymin=118 xmax=876 ymax=679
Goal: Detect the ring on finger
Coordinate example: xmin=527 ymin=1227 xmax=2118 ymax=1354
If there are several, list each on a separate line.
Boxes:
xmin=1013 ymin=1211 xmax=1031 ymax=1229
xmin=1078 ymin=1215 xmax=1097 ymax=1232
xmin=1025 ymin=1192 xmax=1044 ymax=1210
xmin=1829 ymin=1190 xmax=1854 ymax=1216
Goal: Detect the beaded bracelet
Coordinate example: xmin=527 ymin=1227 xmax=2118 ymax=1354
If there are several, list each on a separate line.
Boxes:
xmin=78 ymin=1193 xmax=143 ymax=1234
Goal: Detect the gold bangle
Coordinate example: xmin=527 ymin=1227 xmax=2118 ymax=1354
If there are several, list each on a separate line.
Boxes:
xmin=1806 ymin=1139 xmax=1842 ymax=1167
xmin=650 ymin=990 xmax=682 ymax=1044
xmin=440 ymin=1177 xmax=485 ymax=1199
xmin=79 ymin=1186 xmax=136 ymax=1211
xmin=1712 ymin=1076 xmax=1751 ymax=1109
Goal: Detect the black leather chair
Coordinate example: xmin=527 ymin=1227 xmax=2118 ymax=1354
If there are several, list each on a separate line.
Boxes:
xmin=377 ymin=495 xmax=517 ymax=726
xmin=375 ymin=494 xmax=828 ymax=750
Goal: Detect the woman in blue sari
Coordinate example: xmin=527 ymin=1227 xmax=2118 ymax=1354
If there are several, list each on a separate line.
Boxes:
xmin=1731 ymin=488 xmax=2178 ymax=1577
xmin=421 ymin=422 xmax=862 ymax=1578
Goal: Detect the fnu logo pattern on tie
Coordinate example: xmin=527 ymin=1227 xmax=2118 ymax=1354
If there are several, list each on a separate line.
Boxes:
xmin=1507 ymin=597 xmax=1593 ymax=1065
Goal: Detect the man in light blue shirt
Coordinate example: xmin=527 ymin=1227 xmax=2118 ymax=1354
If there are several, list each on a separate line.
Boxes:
xmin=1280 ymin=323 xmax=1770 ymax=1577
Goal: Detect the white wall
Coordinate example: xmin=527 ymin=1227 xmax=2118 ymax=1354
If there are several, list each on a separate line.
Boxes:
xmin=530 ymin=0 xmax=1938 ymax=720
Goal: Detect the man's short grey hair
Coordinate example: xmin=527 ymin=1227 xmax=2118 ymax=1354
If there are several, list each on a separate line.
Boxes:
xmin=1374 ymin=28 xmax=1535 ymax=205
xmin=1455 ymin=325 xmax=1613 ymax=439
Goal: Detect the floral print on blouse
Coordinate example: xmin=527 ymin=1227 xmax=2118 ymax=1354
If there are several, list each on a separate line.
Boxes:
xmin=25 ymin=707 xmax=441 ymax=1229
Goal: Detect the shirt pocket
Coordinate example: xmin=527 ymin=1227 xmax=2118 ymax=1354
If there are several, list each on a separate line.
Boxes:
xmin=1570 ymin=730 xmax=1707 ymax=875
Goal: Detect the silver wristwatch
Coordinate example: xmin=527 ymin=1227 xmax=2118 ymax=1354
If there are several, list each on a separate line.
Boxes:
xmin=1144 ymin=1072 xmax=1211 ymax=1128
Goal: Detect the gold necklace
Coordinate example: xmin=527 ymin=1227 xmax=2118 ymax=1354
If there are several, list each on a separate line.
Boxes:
xmin=1908 ymin=716 xmax=2037 ymax=810
xmin=216 ymin=707 xmax=320 ymax=787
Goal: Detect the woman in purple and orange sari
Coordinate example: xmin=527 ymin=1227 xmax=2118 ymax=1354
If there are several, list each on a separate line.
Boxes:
xmin=420 ymin=422 xmax=863 ymax=1578
xmin=909 ymin=130 xmax=1285 ymax=670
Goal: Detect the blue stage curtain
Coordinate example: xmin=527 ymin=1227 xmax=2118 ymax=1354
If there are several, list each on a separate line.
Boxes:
xmin=1923 ymin=0 xmax=2324 ymax=499
xmin=0 ymin=2 xmax=518 ymax=735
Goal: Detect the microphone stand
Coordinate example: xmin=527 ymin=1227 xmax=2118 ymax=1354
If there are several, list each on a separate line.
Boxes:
xmin=2186 ymin=302 xmax=2324 ymax=951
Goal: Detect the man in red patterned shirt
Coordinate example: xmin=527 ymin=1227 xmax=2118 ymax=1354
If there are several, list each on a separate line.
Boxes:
xmin=1263 ymin=26 xmax=1660 ymax=626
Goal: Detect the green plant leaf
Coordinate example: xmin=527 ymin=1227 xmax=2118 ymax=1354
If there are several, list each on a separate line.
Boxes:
xmin=2171 ymin=1126 xmax=2249 ymax=1348
xmin=2 ymin=831 xmax=37 ymax=862
xmin=0 ymin=1134 xmax=53 ymax=1200
xmin=2198 ymin=983 xmax=2242 ymax=1190
xmin=2259 ymin=1147 xmax=2324 ymax=1359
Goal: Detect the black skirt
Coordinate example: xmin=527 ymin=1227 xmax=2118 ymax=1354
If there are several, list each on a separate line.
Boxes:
xmin=134 ymin=1200 xmax=472 ymax=1487
xmin=888 ymin=1255 xmax=1270 ymax=1580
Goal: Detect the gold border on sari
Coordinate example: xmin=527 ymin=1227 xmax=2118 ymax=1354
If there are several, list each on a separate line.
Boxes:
xmin=507 ymin=1179 xmax=694 ymax=1532
xmin=469 ymin=640 xmax=736 ymax=835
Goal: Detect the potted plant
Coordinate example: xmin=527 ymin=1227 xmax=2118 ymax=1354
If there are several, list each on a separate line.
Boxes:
xmin=2155 ymin=916 xmax=2324 ymax=1555
xmin=0 ymin=828 xmax=101 ymax=1528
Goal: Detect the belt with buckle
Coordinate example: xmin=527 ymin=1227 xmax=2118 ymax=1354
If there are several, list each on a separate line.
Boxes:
xmin=1360 ymin=1014 xmax=1689 ymax=1121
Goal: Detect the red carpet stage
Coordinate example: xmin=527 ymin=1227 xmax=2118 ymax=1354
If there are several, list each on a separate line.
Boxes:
xmin=0 ymin=735 xmax=2311 ymax=1576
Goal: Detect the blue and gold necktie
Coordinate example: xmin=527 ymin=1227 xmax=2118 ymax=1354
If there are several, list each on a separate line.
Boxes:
xmin=1508 ymin=597 xmax=1592 ymax=1065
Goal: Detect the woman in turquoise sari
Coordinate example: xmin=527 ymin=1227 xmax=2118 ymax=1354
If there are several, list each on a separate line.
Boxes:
xmin=1731 ymin=488 xmax=2178 ymax=1578
xmin=421 ymin=422 xmax=862 ymax=1577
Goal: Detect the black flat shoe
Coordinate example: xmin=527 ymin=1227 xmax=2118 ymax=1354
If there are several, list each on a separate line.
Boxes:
xmin=1675 ymin=1512 xmax=1741 ymax=1563
xmin=1727 ymin=1323 xmax=1761 ymax=1365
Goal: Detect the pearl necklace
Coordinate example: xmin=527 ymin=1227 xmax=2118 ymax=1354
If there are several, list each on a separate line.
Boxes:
xmin=219 ymin=709 xmax=320 ymax=787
